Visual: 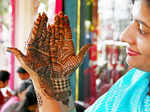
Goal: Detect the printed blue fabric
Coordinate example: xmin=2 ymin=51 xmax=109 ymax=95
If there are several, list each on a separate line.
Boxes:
xmin=85 ymin=68 xmax=150 ymax=112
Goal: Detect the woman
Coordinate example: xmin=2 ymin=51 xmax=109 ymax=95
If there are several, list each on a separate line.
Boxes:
xmin=85 ymin=0 xmax=150 ymax=111
xmin=6 ymin=0 xmax=150 ymax=111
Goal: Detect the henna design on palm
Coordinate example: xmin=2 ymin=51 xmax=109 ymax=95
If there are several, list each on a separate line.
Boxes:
xmin=7 ymin=12 xmax=91 ymax=105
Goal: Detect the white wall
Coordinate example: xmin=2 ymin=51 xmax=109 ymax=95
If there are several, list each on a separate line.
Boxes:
xmin=14 ymin=0 xmax=36 ymax=89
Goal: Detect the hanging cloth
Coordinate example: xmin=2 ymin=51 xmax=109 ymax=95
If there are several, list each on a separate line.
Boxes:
xmin=9 ymin=0 xmax=16 ymax=90
xmin=85 ymin=68 xmax=150 ymax=112
xmin=55 ymin=0 xmax=62 ymax=14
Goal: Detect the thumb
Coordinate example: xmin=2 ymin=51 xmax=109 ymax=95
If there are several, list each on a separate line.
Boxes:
xmin=77 ymin=44 xmax=92 ymax=58
xmin=7 ymin=47 xmax=39 ymax=80
xmin=7 ymin=47 xmax=26 ymax=66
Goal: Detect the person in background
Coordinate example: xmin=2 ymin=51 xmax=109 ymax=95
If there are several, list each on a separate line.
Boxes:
xmin=1 ymin=81 xmax=37 ymax=112
xmin=17 ymin=67 xmax=30 ymax=81
xmin=0 ymin=81 xmax=30 ymax=112
xmin=17 ymin=67 xmax=32 ymax=92
xmin=15 ymin=85 xmax=38 ymax=112
xmin=0 ymin=70 xmax=11 ymax=108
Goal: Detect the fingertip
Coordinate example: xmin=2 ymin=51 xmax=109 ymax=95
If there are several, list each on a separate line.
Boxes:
xmin=58 ymin=11 xmax=64 ymax=18
xmin=51 ymin=24 xmax=55 ymax=33
xmin=64 ymin=16 xmax=70 ymax=26
xmin=87 ymin=43 xmax=93 ymax=48
xmin=48 ymin=24 xmax=52 ymax=31
xmin=54 ymin=15 xmax=60 ymax=25
xmin=64 ymin=15 xmax=69 ymax=19
xmin=6 ymin=47 xmax=12 ymax=53
xmin=42 ymin=12 xmax=47 ymax=18
xmin=78 ymin=44 xmax=92 ymax=56
xmin=42 ymin=12 xmax=46 ymax=16
xmin=83 ymin=43 xmax=92 ymax=50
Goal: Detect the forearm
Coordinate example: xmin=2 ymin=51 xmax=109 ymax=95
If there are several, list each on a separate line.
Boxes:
xmin=35 ymin=88 xmax=62 ymax=112
xmin=35 ymin=88 xmax=76 ymax=112
xmin=31 ymin=75 xmax=77 ymax=112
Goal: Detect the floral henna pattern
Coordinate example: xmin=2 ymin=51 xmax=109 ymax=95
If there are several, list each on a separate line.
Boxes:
xmin=25 ymin=12 xmax=91 ymax=105
xmin=8 ymin=12 xmax=91 ymax=106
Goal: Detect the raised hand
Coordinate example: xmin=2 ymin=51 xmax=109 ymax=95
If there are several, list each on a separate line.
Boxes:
xmin=7 ymin=12 xmax=91 ymax=105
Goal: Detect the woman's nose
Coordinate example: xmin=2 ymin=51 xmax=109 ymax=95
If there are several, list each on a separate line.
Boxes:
xmin=120 ymin=24 xmax=136 ymax=45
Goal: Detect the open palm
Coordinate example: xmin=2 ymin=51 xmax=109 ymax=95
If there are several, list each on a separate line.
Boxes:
xmin=7 ymin=12 xmax=91 ymax=104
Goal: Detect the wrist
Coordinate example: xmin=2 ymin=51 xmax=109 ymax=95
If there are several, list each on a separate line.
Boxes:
xmin=31 ymin=74 xmax=77 ymax=112
xmin=34 ymin=86 xmax=62 ymax=112
xmin=34 ymin=87 xmax=76 ymax=112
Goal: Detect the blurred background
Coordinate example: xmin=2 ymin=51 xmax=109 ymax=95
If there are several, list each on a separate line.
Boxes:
xmin=0 ymin=0 xmax=133 ymax=108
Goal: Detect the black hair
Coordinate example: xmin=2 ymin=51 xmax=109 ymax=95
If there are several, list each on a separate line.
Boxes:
xmin=16 ymin=85 xmax=37 ymax=112
xmin=132 ymin=0 xmax=135 ymax=4
xmin=75 ymin=103 xmax=86 ymax=112
xmin=146 ymin=0 xmax=150 ymax=6
xmin=0 ymin=70 xmax=10 ymax=82
xmin=17 ymin=67 xmax=27 ymax=74
xmin=132 ymin=0 xmax=150 ymax=6
xmin=25 ymin=85 xmax=37 ymax=106
xmin=15 ymin=85 xmax=37 ymax=112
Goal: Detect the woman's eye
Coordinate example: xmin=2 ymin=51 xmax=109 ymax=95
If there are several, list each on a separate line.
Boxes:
xmin=139 ymin=23 xmax=150 ymax=35
xmin=129 ymin=19 xmax=134 ymax=24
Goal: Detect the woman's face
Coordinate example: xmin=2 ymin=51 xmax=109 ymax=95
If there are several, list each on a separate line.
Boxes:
xmin=120 ymin=0 xmax=150 ymax=72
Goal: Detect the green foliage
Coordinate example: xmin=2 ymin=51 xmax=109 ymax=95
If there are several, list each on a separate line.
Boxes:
xmin=0 ymin=0 xmax=10 ymax=30
xmin=0 ymin=0 xmax=9 ymax=16
xmin=39 ymin=0 xmax=48 ymax=11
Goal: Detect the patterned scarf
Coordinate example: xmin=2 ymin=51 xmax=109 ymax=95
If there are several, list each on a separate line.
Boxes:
xmin=85 ymin=68 xmax=150 ymax=112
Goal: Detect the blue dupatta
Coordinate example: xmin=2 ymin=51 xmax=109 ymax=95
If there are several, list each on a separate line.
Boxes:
xmin=85 ymin=68 xmax=150 ymax=112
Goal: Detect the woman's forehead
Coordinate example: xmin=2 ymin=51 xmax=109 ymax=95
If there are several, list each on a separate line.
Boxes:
xmin=132 ymin=0 xmax=150 ymax=25
xmin=132 ymin=1 xmax=141 ymax=18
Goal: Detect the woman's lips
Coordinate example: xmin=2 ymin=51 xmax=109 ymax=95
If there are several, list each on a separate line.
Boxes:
xmin=127 ymin=48 xmax=141 ymax=56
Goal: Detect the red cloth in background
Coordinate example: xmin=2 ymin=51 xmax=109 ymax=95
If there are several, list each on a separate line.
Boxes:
xmin=99 ymin=83 xmax=112 ymax=96
xmin=89 ymin=44 xmax=97 ymax=61
xmin=55 ymin=0 xmax=62 ymax=14
xmin=0 ymin=90 xmax=5 ymax=107
xmin=88 ymin=65 xmax=97 ymax=98
xmin=98 ymin=70 xmax=112 ymax=96
xmin=111 ymin=69 xmax=122 ymax=84
xmin=84 ymin=65 xmax=97 ymax=103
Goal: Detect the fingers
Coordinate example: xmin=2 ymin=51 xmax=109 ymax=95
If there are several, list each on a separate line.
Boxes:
xmin=64 ymin=16 xmax=72 ymax=40
xmin=77 ymin=44 xmax=92 ymax=60
xmin=27 ymin=12 xmax=48 ymax=51
xmin=49 ymin=24 xmax=57 ymax=63
xmin=28 ymin=13 xmax=41 ymax=44
xmin=50 ymin=12 xmax=65 ymax=63
xmin=7 ymin=47 xmax=24 ymax=58
xmin=38 ymin=12 xmax=49 ymax=52
xmin=54 ymin=15 xmax=61 ymax=40
xmin=58 ymin=12 xmax=65 ymax=39
xmin=57 ymin=13 xmax=75 ymax=62
xmin=54 ymin=12 xmax=65 ymax=40
xmin=7 ymin=47 xmax=28 ymax=69
xmin=61 ymin=44 xmax=92 ymax=75
xmin=35 ymin=12 xmax=48 ymax=40
xmin=53 ymin=12 xmax=65 ymax=59
xmin=63 ymin=15 xmax=75 ymax=56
